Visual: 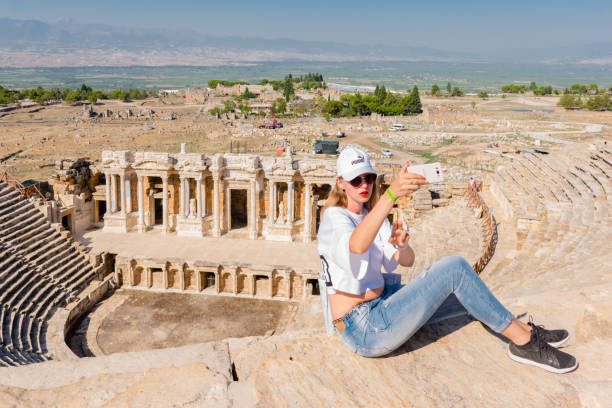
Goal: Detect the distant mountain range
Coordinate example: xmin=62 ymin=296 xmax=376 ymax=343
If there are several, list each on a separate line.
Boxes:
xmin=0 ymin=18 xmax=610 ymax=67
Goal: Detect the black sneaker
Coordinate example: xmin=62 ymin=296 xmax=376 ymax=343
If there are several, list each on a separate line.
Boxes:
xmin=508 ymin=327 xmax=578 ymax=374
xmin=528 ymin=321 xmax=569 ymax=348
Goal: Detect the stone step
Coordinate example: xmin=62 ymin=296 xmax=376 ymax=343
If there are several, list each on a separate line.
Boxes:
xmin=24 ymin=236 xmax=67 ymax=265
xmin=1 ymin=216 xmax=46 ymax=243
xmin=0 ymin=268 xmax=36 ymax=306
xmin=36 ymin=244 xmax=75 ymax=273
xmin=0 ymin=210 xmax=45 ymax=238
xmin=0 ymin=201 xmax=37 ymax=225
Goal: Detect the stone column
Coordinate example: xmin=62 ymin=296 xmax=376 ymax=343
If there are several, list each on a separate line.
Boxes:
xmin=162 ymin=176 xmax=169 ymax=234
xmin=180 ymin=264 xmax=185 ymax=291
xmin=125 ymin=175 xmax=132 ymax=213
xmin=137 ymin=175 xmax=145 ymax=232
xmin=110 ymin=174 xmax=117 ymax=213
xmin=250 ymin=275 xmax=256 ymax=296
xmin=128 ymin=264 xmax=134 ymax=287
xmin=225 ymin=186 xmax=230 ymax=231
xmin=196 ymin=177 xmax=203 ymax=218
xmin=213 ymin=175 xmax=220 ymax=236
xmin=268 ymin=181 xmax=276 ymax=225
xmin=249 ymin=180 xmax=257 ymax=239
xmin=287 ymin=181 xmax=294 ymax=225
xmin=184 ymin=178 xmax=190 ymax=217
xmin=104 ymin=172 xmax=111 ymax=216
xmin=303 ymin=182 xmax=312 ymax=242
xmin=120 ymin=174 xmax=126 ymax=215
xmin=233 ymin=271 xmax=238 ymax=295
xmin=268 ymin=274 xmax=274 ymax=298
xmin=196 ymin=269 xmax=202 ymax=292
xmin=179 ymin=177 xmax=185 ymax=218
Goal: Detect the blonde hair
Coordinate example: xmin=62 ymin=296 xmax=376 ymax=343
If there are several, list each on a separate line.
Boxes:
xmin=324 ymin=178 xmax=379 ymax=212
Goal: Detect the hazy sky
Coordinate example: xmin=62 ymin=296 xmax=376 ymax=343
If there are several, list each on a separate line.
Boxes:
xmin=1 ymin=0 xmax=611 ymax=52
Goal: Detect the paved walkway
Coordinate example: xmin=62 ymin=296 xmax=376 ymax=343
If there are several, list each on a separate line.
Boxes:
xmin=77 ymin=229 xmax=321 ymax=273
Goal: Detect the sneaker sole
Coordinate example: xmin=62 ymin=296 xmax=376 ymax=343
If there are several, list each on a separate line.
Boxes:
xmin=548 ymin=335 xmax=569 ymax=348
xmin=507 ymin=350 xmax=578 ymax=374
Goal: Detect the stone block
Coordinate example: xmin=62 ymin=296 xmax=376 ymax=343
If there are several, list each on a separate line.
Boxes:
xmin=432 ymin=198 xmax=450 ymax=207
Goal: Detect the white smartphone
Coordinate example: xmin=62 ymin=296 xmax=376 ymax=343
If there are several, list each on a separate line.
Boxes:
xmin=406 ymin=162 xmax=444 ymax=183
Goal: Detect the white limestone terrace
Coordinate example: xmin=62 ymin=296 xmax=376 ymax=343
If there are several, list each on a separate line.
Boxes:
xmin=0 ymin=142 xmax=610 ymax=406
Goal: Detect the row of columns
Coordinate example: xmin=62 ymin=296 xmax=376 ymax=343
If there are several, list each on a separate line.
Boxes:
xmin=104 ymin=172 xmax=318 ymax=242
xmin=122 ymin=264 xmax=300 ymax=298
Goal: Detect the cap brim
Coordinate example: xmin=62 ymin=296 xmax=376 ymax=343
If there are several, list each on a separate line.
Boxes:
xmin=341 ymin=165 xmax=377 ymax=181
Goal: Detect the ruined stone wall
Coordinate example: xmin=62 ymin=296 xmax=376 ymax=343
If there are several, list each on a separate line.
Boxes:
xmin=422 ymin=104 xmax=480 ymax=125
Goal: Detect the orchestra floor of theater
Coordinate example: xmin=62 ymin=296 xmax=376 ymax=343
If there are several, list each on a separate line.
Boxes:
xmin=77 ymin=289 xmax=296 ymax=355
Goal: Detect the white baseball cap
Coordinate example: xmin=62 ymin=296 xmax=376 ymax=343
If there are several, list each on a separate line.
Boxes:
xmin=336 ymin=146 xmax=377 ymax=181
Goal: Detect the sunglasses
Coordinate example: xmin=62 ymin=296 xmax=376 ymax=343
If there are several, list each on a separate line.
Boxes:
xmin=348 ymin=173 xmax=377 ymax=187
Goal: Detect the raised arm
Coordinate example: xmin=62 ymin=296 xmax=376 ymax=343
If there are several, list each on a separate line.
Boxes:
xmin=349 ymin=163 xmax=427 ymax=254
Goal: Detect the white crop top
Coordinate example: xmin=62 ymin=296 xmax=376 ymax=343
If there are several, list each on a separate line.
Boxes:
xmin=317 ymin=206 xmax=399 ymax=295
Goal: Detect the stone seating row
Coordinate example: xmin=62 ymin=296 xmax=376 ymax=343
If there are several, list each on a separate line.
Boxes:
xmin=0 ymin=345 xmax=49 ymax=367
xmin=400 ymin=199 xmax=482 ymax=281
xmin=0 ymin=182 xmax=96 ymax=364
xmin=490 ymin=168 xmax=543 ymax=221
xmin=485 ymin=145 xmax=611 ymax=295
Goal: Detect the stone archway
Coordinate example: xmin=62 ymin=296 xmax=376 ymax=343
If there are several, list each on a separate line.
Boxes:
xmin=168 ymin=269 xmax=181 ymax=289
xmin=134 ymin=267 xmax=145 ymax=287
xmin=221 ymin=273 xmax=233 ymax=293
xmin=236 ymin=273 xmax=248 ymax=294
xmin=254 ymin=275 xmax=270 ymax=297
xmin=184 ymin=269 xmax=196 ymax=290
xmin=273 ymin=275 xmax=284 ymax=297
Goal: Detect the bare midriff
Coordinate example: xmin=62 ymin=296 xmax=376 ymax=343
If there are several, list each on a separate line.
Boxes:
xmin=329 ymin=285 xmax=384 ymax=320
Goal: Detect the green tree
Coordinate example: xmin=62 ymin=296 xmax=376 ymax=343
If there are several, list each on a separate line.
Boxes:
xmin=374 ymin=84 xmax=387 ymax=103
xmin=237 ymin=103 xmax=251 ymax=114
xmin=222 ymin=100 xmax=236 ymax=113
xmin=322 ymin=100 xmax=343 ymax=116
xmin=557 ymin=94 xmax=583 ymax=109
xmin=283 ymin=76 xmax=295 ymax=102
xmin=501 ymin=84 xmax=526 ymax=94
xmin=569 ymin=83 xmax=588 ymax=94
xmin=446 ymin=82 xmax=452 ymax=95
xmin=588 ymin=83 xmax=599 ymax=94
xmin=406 ymin=86 xmax=422 ymax=114
xmin=533 ymin=85 xmax=553 ymax=96
xmin=240 ymin=87 xmax=257 ymax=99
xmin=209 ymin=107 xmax=221 ymax=116
xmin=451 ymin=87 xmax=464 ymax=97
xmin=478 ymin=91 xmax=488 ymax=99
xmin=584 ymin=93 xmax=611 ymax=111
xmin=529 ymin=81 xmax=537 ymax=91
xmin=64 ymin=90 xmax=81 ymax=104
xmin=431 ymin=84 xmax=441 ymax=96
xmin=272 ymin=98 xmax=287 ymax=114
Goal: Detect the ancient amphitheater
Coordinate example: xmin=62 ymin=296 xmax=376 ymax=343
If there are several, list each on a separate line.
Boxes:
xmin=0 ymin=141 xmax=610 ymax=407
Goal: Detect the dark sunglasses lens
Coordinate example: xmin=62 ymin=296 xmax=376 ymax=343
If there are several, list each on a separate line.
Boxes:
xmin=349 ymin=174 xmax=376 ymax=187
xmin=349 ymin=177 xmax=362 ymax=187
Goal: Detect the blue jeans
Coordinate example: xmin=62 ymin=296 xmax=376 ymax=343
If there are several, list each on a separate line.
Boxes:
xmin=337 ymin=255 xmax=515 ymax=357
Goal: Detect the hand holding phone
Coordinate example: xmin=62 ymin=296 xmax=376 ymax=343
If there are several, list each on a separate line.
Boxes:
xmin=406 ymin=162 xmax=444 ymax=183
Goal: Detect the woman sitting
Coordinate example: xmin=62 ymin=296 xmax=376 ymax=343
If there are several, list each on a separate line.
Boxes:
xmin=317 ymin=146 xmax=577 ymax=373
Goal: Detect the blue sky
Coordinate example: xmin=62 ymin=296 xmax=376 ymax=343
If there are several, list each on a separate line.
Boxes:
xmin=1 ymin=0 xmax=611 ymax=52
